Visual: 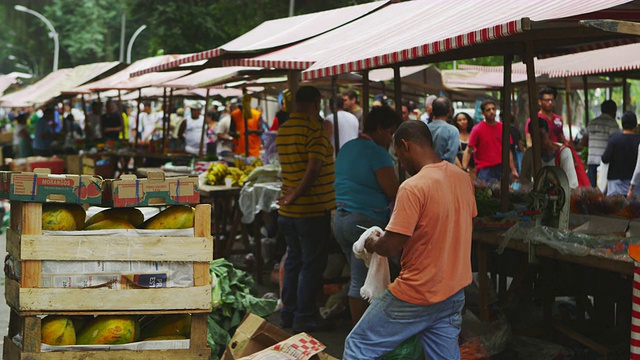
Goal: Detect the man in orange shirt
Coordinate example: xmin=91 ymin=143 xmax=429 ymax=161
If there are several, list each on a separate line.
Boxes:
xmin=343 ymin=120 xmax=477 ymax=359
xmin=231 ymin=100 xmax=263 ymax=157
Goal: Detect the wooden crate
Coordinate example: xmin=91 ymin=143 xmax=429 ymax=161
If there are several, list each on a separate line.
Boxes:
xmin=4 ymin=201 xmax=213 ymax=359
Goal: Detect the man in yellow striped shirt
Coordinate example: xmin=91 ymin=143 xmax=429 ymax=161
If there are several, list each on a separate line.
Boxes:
xmin=276 ymin=86 xmax=335 ymax=332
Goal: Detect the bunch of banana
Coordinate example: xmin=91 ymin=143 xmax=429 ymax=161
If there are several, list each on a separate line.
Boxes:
xmin=242 ymin=92 xmax=252 ymax=120
xmin=250 ymin=158 xmax=263 ymax=167
xmin=234 ymin=158 xmax=246 ymax=171
xmin=225 ymin=167 xmax=248 ymax=186
xmin=206 ymin=163 xmax=229 ymax=185
xmin=243 ymin=165 xmax=255 ymax=176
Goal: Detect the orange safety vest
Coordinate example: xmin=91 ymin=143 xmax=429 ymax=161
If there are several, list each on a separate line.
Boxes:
xmin=231 ymin=108 xmax=261 ymax=157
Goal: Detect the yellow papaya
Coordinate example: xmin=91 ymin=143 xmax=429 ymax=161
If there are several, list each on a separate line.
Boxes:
xmin=76 ymin=315 xmax=137 ymax=345
xmin=83 ymin=219 xmax=136 ymax=230
xmin=85 ymin=208 xmax=144 ymax=228
xmin=141 ymin=314 xmax=191 ymax=340
xmin=144 ymin=335 xmax=187 ymax=341
xmin=41 ymin=315 xmax=76 ymax=345
xmin=141 ymin=205 xmax=194 ymax=230
xmin=42 ymin=203 xmax=85 ymax=231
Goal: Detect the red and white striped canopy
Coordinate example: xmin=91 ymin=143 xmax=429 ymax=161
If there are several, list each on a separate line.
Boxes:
xmin=129 ymin=1 xmax=388 ymax=78
xmin=223 ymin=0 xmax=632 ymax=80
xmin=301 ymin=0 xmax=634 ymax=80
xmin=461 ymin=42 xmax=640 ymax=78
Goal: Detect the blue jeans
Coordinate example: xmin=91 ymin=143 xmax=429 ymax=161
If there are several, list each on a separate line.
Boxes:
xmin=344 ymin=289 xmax=465 ymax=360
xmin=333 ymin=210 xmax=386 ymax=299
xmin=279 ymin=213 xmax=331 ymax=327
xmin=477 ymin=164 xmax=502 ymax=183
xmin=588 ymin=164 xmax=598 ymax=188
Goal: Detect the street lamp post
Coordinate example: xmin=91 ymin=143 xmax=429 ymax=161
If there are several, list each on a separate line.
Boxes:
xmin=126 ymin=25 xmax=147 ymax=63
xmin=14 ymin=5 xmax=59 ymax=72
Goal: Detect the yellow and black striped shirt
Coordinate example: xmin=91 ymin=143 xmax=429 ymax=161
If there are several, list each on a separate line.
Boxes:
xmin=276 ymin=112 xmax=335 ymax=218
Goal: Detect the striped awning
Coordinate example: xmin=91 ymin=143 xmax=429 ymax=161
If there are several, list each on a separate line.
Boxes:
xmin=459 ymin=41 xmax=640 ymax=78
xmin=129 ymin=1 xmax=388 ymax=78
xmin=261 ymin=0 xmax=632 ymax=80
xmin=156 ymin=66 xmax=261 ymax=89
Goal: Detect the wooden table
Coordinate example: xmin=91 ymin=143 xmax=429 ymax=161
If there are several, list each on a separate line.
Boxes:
xmin=474 ymin=230 xmax=634 ymax=356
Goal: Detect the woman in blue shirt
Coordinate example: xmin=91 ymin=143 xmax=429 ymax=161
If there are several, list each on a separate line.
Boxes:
xmin=333 ymin=105 xmax=401 ymax=326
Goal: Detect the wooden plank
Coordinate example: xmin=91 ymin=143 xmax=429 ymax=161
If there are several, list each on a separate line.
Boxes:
xmin=189 ymin=314 xmax=209 ymax=349
xmin=553 ymin=323 xmax=609 ymax=355
xmin=10 ymin=201 xmax=22 ymax=233
xmin=3 ymin=338 xmax=210 ymax=360
xmin=21 ymin=202 xmax=42 ymax=289
xmin=193 ymin=263 xmax=210 ymax=288
xmin=7 ymin=279 xmax=211 ymax=312
xmin=6 ymin=229 xmax=20 ymax=259
xmin=15 ymin=234 xmax=212 ymax=262
xmin=579 ymin=19 xmax=640 ymax=36
xmin=22 ymin=316 xmax=41 ymax=352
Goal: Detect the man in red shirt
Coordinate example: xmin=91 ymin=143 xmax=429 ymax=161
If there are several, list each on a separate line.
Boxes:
xmin=525 ymin=87 xmax=566 ymax=147
xmin=462 ymin=100 xmax=518 ymax=183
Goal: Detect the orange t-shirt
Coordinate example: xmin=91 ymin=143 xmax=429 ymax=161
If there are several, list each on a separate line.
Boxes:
xmin=232 ymin=108 xmax=262 ymax=157
xmin=386 ymin=161 xmax=477 ymax=305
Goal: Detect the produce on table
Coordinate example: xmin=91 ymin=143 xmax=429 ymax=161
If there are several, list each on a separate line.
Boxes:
xmin=76 ymin=315 xmax=138 ymax=345
xmin=141 ymin=314 xmax=191 ymax=340
xmin=141 ymin=205 xmax=195 ymax=229
xmin=85 ymin=208 xmax=144 ymax=228
xmin=42 ymin=203 xmax=86 ymax=231
xmin=206 ymin=158 xmax=263 ymax=186
xmin=570 ymin=187 xmax=640 ymax=218
xmin=41 ymin=316 xmax=76 ymax=345
xmin=83 ymin=218 xmax=137 ymax=230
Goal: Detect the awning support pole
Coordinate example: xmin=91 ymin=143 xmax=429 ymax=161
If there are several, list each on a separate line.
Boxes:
xmin=623 ymin=77 xmax=630 ymax=112
xmin=524 ymin=41 xmax=542 ymax=175
xmin=362 ymin=70 xmax=369 ymax=130
xmin=583 ymin=76 xmax=590 ymax=126
xmin=565 ymin=78 xmax=573 ymax=142
xmin=394 ymin=66 xmax=405 ymax=182
xmin=500 ymin=54 xmax=513 ymax=212
xmin=332 ymin=76 xmax=340 ymax=156
xmin=199 ymin=88 xmax=211 ymax=159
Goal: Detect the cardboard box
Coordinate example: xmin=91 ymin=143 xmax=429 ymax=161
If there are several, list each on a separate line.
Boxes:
xmin=103 ymin=171 xmax=199 ymax=207
xmin=222 ymin=313 xmax=338 ymax=360
xmin=65 ymin=155 xmax=82 ymax=175
xmin=9 ymin=168 xmax=103 ymax=204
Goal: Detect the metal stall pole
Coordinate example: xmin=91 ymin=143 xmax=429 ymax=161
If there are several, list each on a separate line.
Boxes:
xmin=583 ymin=75 xmax=590 ymax=125
xmin=393 ymin=66 xmax=405 ymax=182
xmin=362 ymin=70 xmax=370 ymax=130
xmin=198 ymin=88 xmax=211 ymax=159
xmin=165 ymin=88 xmax=174 ymax=153
xmin=331 ymin=76 xmax=340 ymax=156
xmin=161 ymin=88 xmax=168 ymax=153
xmin=565 ymin=78 xmax=573 ymax=142
xmin=623 ymin=77 xmax=630 ymax=112
xmin=524 ymin=41 xmax=542 ymax=174
xmin=500 ymin=54 xmax=514 ymax=212
xmin=117 ymin=90 xmax=124 ymax=139
xmin=135 ymin=89 xmax=142 ymax=147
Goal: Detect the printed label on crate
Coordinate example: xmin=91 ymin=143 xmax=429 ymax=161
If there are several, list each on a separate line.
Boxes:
xmin=105 ymin=172 xmax=199 ymax=207
xmin=9 ymin=171 xmax=103 ymax=204
xmin=36 ymin=260 xmax=193 ymax=289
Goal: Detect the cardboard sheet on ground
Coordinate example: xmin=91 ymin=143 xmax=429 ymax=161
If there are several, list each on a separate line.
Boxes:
xmin=222 ymin=313 xmax=338 ymax=360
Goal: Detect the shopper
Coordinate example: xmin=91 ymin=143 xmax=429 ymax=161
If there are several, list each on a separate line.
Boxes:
xmin=344 ymin=120 xmax=476 ymax=359
xmin=333 ymin=105 xmax=400 ymax=325
xmin=276 ymin=86 xmax=335 ymax=333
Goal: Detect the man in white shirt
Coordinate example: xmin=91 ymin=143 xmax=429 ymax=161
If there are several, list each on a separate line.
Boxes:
xmin=179 ymin=103 xmax=204 ymax=155
xmin=138 ymin=102 xmax=161 ymax=142
xmin=324 ymin=96 xmax=360 ymax=151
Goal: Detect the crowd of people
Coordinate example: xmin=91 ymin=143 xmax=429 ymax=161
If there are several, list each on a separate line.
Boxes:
xmin=271 ymin=84 xmax=638 ymax=358
xmin=0 ymin=96 xmax=274 ymax=160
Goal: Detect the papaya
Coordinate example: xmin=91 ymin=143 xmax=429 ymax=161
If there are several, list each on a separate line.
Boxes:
xmin=76 ymin=315 xmax=137 ymax=345
xmin=42 ymin=203 xmax=86 ymax=231
xmin=83 ymin=218 xmax=136 ymax=230
xmin=141 ymin=314 xmax=191 ymax=340
xmin=141 ymin=205 xmax=194 ymax=230
xmin=41 ymin=315 xmax=76 ymax=345
xmin=144 ymin=335 xmax=187 ymax=341
xmin=85 ymin=208 xmax=144 ymax=228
